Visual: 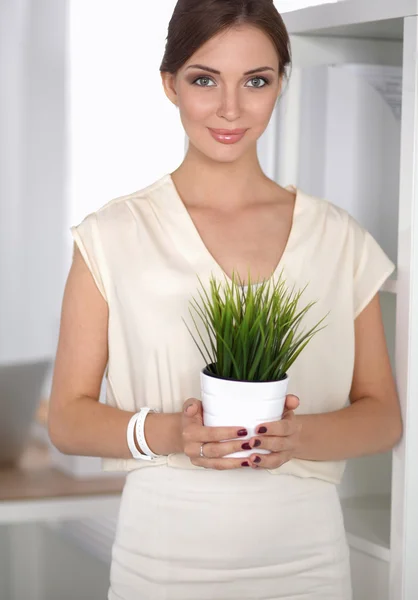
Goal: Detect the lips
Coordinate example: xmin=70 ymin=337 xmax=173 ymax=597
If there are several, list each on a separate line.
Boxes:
xmin=208 ymin=128 xmax=247 ymax=145
xmin=209 ymin=128 xmax=247 ymax=134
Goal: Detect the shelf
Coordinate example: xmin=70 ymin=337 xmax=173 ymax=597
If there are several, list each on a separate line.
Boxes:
xmin=341 ymin=494 xmax=391 ymax=562
xmin=281 ymin=0 xmax=418 ymax=40
xmin=0 ymin=438 xmax=125 ymax=524
xmin=49 ymin=514 xmax=118 ymax=565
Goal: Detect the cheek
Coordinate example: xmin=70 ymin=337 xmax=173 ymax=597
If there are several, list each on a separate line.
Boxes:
xmin=246 ymin=96 xmax=277 ymax=134
xmin=247 ymin=93 xmax=277 ymax=118
xmin=180 ymin=88 xmax=215 ymax=120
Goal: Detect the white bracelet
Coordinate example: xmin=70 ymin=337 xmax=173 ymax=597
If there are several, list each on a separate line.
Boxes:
xmin=127 ymin=412 xmax=143 ymax=459
xmin=127 ymin=407 xmax=161 ymax=461
xmin=135 ymin=407 xmax=161 ymax=459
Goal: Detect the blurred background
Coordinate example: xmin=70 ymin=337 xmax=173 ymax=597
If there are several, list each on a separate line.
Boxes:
xmin=1 ymin=2 xmax=186 ymax=598
xmin=0 ymin=0 xmax=403 ymax=598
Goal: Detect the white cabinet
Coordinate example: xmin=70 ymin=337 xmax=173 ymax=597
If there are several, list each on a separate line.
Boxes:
xmin=350 ymin=546 xmax=390 ymax=600
xmin=269 ymin=1 xmax=418 ymax=598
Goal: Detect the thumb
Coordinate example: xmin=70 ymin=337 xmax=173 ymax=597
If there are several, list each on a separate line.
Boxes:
xmin=283 ymin=394 xmax=300 ymax=413
xmin=184 ymin=399 xmax=199 ymax=415
xmin=182 ymin=398 xmax=204 ymax=428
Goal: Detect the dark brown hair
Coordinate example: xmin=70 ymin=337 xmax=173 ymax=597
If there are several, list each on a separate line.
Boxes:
xmin=159 ymin=0 xmax=291 ymax=80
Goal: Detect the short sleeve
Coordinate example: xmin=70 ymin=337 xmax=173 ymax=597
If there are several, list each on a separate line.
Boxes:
xmin=70 ymin=212 xmax=108 ymax=302
xmin=350 ymin=215 xmax=396 ymax=319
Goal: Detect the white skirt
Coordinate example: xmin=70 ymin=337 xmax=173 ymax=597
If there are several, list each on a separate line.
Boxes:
xmin=108 ymin=465 xmax=352 ymax=600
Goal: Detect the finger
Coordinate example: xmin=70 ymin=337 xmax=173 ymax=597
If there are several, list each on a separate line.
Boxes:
xmin=283 ymin=394 xmax=299 ymax=412
xmin=191 ymin=456 xmax=251 ymax=470
xmin=182 ymin=400 xmax=248 ymax=444
xmin=183 ymin=424 xmax=249 ymax=449
xmin=248 ymin=450 xmax=292 ymax=469
xmin=245 ymin=434 xmax=295 ymax=454
xmin=196 ymin=434 xmax=262 ymax=459
xmin=181 ymin=399 xmax=204 ymax=434
xmin=185 ymin=403 xmax=199 ymax=416
xmin=183 ymin=397 xmax=203 ymax=418
xmin=255 ymin=411 xmax=297 ymax=438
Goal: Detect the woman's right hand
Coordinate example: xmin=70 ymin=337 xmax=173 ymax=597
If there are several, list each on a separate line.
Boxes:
xmin=180 ymin=397 xmax=252 ymax=469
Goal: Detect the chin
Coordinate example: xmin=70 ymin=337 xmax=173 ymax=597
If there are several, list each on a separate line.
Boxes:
xmin=206 ymin=149 xmax=244 ymax=164
xmin=187 ymin=132 xmax=254 ymax=162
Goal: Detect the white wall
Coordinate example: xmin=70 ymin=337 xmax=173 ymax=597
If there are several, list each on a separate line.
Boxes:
xmin=0 ymin=0 xmax=187 ymax=366
xmin=0 ymin=0 xmax=67 ymax=363
xmin=68 ymin=0 xmax=184 ymax=228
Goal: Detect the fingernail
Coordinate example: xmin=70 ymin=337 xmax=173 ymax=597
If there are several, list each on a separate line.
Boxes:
xmin=253 ymin=439 xmax=261 ymax=447
xmin=241 ymin=442 xmax=251 ymax=450
xmin=241 ymin=461 xmax=250 ymax=467
xmin=257 ymin=426 xmax=267 ymax=434
xmin=254 ymin=456 xmax=261 ymax=463
xmin=237 ymin=429 xmax=248 ymax=436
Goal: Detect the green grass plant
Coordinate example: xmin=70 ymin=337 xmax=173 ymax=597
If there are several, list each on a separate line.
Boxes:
xmin=183 ymin=268 xmax=329 ymax=382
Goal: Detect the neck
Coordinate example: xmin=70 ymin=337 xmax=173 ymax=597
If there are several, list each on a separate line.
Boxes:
xmin=171 ymin=146 xmax=272 ymax=210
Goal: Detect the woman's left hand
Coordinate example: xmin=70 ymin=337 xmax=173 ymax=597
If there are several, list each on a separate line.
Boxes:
xmin=247 ymin=394 xmax=302 ymax=469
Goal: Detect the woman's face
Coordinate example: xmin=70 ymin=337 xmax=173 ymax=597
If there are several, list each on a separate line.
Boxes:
xmin=162 ymin=24 xmax=282 ymax=162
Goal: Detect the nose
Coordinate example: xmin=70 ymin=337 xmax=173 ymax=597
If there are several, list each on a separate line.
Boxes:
xmin=216 ymin=85 xmax=241 ymax=121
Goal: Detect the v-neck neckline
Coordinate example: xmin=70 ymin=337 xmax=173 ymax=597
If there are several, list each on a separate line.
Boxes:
xmin=163 ymin=172 xmax=302 ymax=287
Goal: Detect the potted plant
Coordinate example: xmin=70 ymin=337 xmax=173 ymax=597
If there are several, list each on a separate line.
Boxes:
xmin=183 ymin=268 xmax=329 ymax=459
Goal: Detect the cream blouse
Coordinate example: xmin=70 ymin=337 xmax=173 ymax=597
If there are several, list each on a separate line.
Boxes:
xmin=70 ymin=173 xmax=395 ymax=484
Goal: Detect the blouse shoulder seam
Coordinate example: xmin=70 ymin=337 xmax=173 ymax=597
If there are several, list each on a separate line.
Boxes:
xmin=87 ymin=176 xmax=168 ymax=220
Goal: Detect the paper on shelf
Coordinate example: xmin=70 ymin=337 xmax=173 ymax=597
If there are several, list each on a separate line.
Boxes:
xmin=337 ymin=64 xmax=402 ymax=120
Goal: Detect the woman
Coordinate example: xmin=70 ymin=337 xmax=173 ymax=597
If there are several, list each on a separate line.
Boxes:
xmin=48 ymin=1 xmax=402 ymax=598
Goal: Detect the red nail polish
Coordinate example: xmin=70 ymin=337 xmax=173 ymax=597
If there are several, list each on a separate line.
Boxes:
xmin=258 ymin=426 xmax=267 ymax=434
xmin=241 ymin=461 xmax=250 ymax=467
xmin=237 ymin=429 xmax=248 ymax=436
xmin=254 ymin=456 xmax=261 ymax=463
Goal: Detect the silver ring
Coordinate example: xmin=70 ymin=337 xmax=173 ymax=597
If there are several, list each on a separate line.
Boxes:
xmin=200 ymin=443 xmax=206 ymax=458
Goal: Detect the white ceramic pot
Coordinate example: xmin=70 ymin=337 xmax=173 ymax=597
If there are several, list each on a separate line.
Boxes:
xmin=200 ymin=363 xmax=289 ymax=459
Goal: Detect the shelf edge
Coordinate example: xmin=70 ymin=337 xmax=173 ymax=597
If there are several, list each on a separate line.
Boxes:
xmin=281 ymin=0 xmax=418 ymax=36
xmin=347 ymin=532 xmax=391 ymax=562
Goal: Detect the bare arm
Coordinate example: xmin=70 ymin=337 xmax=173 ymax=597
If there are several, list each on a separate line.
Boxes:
xmin=48 ymin=243 xmax=183 ymax=459
xmin=293 ymin=292 xmax=403 ymax=461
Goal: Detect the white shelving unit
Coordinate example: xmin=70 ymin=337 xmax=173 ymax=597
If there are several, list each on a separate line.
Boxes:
xmin=276 ymin=2 xmax=418 ymax=599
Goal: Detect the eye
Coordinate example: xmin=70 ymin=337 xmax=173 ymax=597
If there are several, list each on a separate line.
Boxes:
xmin=191 ymin=75 xmax=270 ymax=88
xmin=246 ymin=76 xmax=269 ymax=88
xmin=192 ymin=76 xmax=216 ymax=87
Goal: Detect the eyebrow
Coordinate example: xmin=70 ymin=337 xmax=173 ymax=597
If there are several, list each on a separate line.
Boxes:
xmin=186 ymin=64 xmax=275 ymax=76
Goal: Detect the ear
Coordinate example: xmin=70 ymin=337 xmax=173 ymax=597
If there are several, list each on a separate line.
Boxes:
xmin=161 ymin=71 xmax=178 ymax=107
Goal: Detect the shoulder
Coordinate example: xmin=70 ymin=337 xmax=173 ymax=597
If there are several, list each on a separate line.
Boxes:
xmin=270 ymin=180 xmax=364 ymax=240
xmin=294 ymin=188 xmax=373 ymax=268
xmin=295 ymin=186 xmax=358 ymax=233
xmin=73 ymin=174 xmax=170 ymax=234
